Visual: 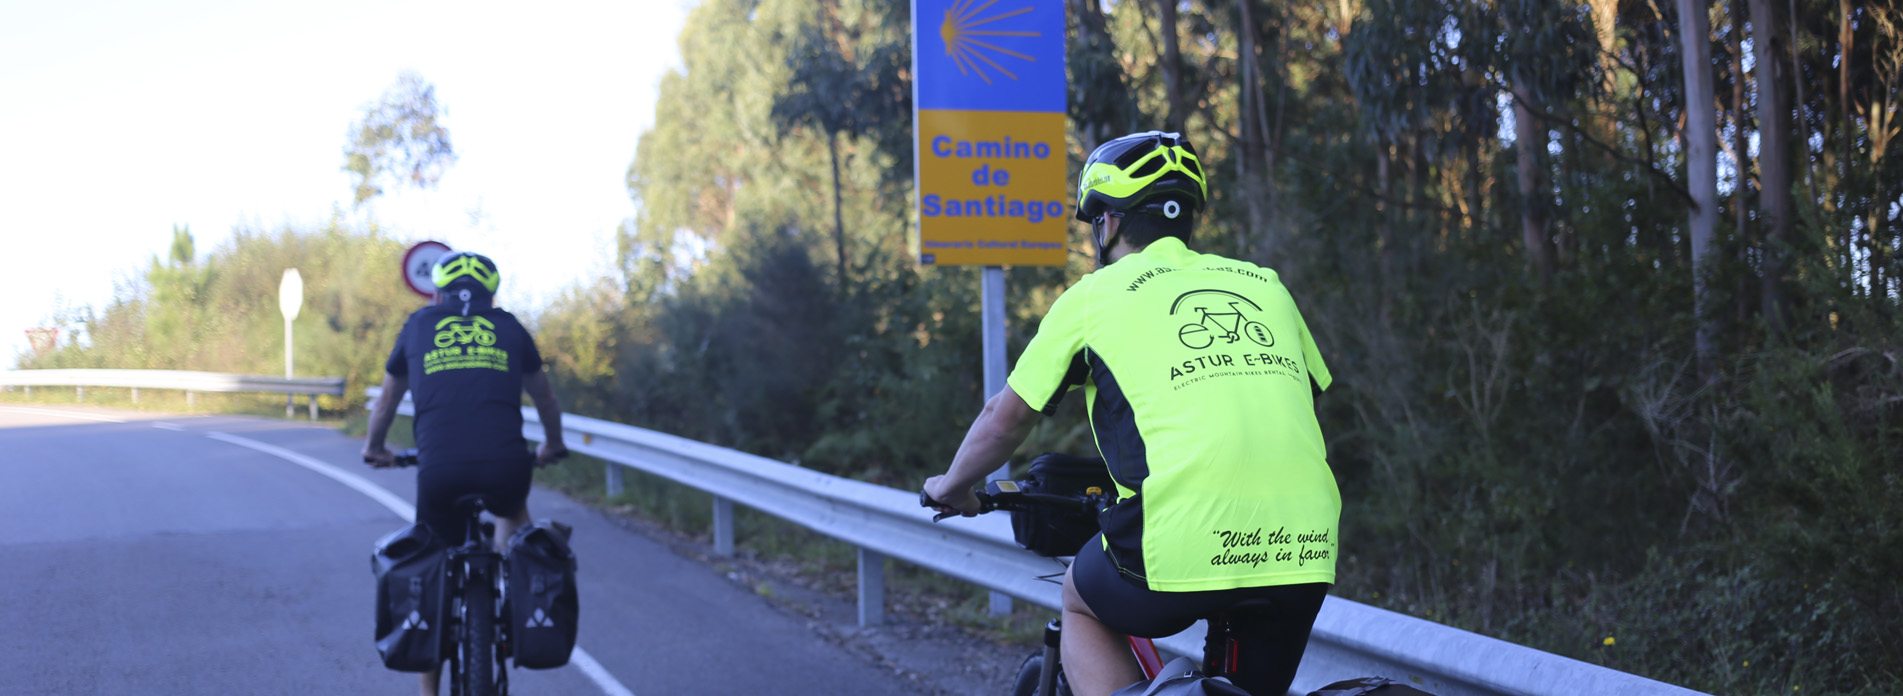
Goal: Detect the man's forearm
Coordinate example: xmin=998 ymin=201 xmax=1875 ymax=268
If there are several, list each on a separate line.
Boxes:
xmin=945 ymin=392 xmax=1036 ymax=489
xmin=532 ymin=395 xmax=564 ymax=446
xmin=366 ymin=395 xmax=398 ymax=448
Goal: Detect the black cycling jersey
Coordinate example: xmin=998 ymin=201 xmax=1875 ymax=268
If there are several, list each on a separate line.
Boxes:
xmin=386 ymin=304 xmax=543 ymax=466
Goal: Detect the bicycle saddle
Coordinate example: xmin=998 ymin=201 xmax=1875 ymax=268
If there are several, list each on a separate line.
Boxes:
xmin=454 ymin=494 xmax=490 ymax=514
xmin=1225 ymin=598 xmax=1279 ymax=611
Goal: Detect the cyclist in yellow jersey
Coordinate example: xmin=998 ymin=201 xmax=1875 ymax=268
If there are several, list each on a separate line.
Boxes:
xmin=924 ymin=131 xmax=1337 ymax=696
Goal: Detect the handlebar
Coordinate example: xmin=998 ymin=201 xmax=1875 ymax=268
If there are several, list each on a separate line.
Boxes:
xmin=371 ymin=447 xmax=562 ymax=469
xmin=920 ymin=479 xmax=1109 ymax=522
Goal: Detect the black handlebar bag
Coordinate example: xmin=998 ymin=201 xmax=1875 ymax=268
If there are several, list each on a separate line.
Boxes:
xmin=1013 ymin=452 xmax=1116 ymax=557
xmin=505 ymin=520 xmax=579 ymax=669
xmin=371 ymin=524 xmax=449 ymax=672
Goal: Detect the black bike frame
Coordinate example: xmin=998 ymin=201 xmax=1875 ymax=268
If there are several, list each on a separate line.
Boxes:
xmin=447 ymin=503 xmax=507 ymax=696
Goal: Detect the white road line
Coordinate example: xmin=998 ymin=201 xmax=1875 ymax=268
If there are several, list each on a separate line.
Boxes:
xmin=152 ymin=422 xmax=186 ymax=432
xmin=202 ymin=430 xmax=636 ymax=696
xmin=0 ymin=406 xmax=126 ymax=423
xmin=205 ymin=431 xmax=416 ymax=521
xmin=570 ymin=650 xmax=638 ymax=696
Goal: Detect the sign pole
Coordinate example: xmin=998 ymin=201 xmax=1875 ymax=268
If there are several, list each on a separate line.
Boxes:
xmin=278 ymin=269 xmax=304 ymax=419
xmin=284 ymin=318 xmax=294 ymax=417
xmin=979 ymin=264 xmax=1011 ymax=616
xmin=914 ymin=0 xmax=1068 ymax=618
xmin=980 ymin=265 xmax=1008 ymax=462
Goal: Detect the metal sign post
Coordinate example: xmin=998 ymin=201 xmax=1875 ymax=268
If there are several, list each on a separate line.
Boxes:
xmin=913 ymin=0 xmax=1068 ymax=617
xmin=278 ymin=269 xmax=303 ymax=418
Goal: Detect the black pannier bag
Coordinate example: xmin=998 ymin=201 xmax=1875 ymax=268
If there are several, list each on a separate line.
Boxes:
xmin=371 ymin=524 xmax=448 ymax=672
xmin=1012 ymin=452 xmax=1116 ymax=557
xmin=505 ymin=520 xmax=579 ymax=669
xmin=1306 ymin=676 xmax=1438 ymax=696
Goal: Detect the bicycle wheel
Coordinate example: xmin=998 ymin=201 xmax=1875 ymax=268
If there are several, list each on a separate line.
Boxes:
xmin=1012 ymin=652 xmax=1072 ymax=696
xmin=1011 ymin=652 xmax=1043 ymax=696
xmin=461 ymin=569 xmax=499 ymax=696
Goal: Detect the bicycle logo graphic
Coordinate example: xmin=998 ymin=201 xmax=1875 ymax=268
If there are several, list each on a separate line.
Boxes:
xmin=1170 ymin=289 xmax=1274 ymax=350
xmin=433 ymin=315 xmax=498 ymax=348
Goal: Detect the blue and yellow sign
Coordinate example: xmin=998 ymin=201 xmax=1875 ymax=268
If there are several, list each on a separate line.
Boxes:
xmin=912 ymin=0 xmax=1067 ymax=266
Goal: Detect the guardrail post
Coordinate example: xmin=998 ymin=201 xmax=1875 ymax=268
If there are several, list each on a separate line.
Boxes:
xmin=186 ymin=391 xmax=195 ymax=410
xmin=711 ymin=496 xmax=734 ymax=557
xmin=130 ymin=387 xmax=139 ymax=404
xmin=858 ymin=547 xmax=886 ymax=627
xmin=76 ymin=386 xmax=84 ymax=401
xmin=307 ymin=395 xmax=318 ymax=420
xmin=604 ymin=464 xmax=624 ymax=498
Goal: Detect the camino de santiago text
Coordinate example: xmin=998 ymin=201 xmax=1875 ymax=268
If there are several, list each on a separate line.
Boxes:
xmin=1210 ymin=527 xmax=1333 ymax=569
xmin=921 ymin=134 xmax=1065 ymax=223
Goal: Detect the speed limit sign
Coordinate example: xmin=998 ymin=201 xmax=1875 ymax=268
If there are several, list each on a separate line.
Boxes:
xmin=401 ymin=241 xmax=452 ymax=298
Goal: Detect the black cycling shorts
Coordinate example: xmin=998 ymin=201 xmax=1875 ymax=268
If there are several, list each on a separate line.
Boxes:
xmin=1073 ymin=534 xmax=1330 ymax=696
xmin=414 ymin=456 xmax=532 ymax=544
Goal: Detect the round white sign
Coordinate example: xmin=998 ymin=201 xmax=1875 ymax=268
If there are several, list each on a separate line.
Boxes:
xmin=401 ymin=241 xmax=453 ymax=298
xmin=278 ymin=268 xmax=303 ymax=321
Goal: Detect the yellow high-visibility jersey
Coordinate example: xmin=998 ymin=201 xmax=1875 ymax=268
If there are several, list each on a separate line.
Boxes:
xmin=1007 ymin=237 xmax=1339 ymax=591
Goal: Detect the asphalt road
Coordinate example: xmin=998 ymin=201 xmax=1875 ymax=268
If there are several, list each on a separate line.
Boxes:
xmin=0 ymin=405 xmax=917 ymax=695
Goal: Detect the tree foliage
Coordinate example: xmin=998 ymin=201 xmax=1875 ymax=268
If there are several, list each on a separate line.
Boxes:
xmin=27 ymin=222 xmax=423 ymax=410
xmin=344 ymin=71 xmax=457 ymax=207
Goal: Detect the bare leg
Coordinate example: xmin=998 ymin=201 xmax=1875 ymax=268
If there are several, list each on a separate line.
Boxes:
xmin=420 ymin=666 xmax=440 ymax=695
xmin=493 ymin=506 xmax=531 ymax=554
xmin=1060 ymin=563 xmax=1144 ymax=696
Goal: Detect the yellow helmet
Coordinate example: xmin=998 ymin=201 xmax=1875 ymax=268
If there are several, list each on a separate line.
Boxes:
xmin=431 ymin=251 xmax=500 ymax=294
xmin=1074 ymin=131 xmax=1207 ymax=222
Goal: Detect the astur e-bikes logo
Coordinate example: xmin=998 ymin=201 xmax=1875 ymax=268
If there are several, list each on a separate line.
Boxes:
xmin=1171 ymin=289 xmax=1274 ymax=350
xmin=423 ymin=316 xmax=510 ymax=374
xmin=1166 ymin=289 xmax=1302 ymax=388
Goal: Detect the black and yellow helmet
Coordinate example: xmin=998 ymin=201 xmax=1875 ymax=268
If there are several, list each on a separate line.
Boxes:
xmin=432 ymin=251 xmax=500 ymax=295
xmin=1074 ymin=131 xmax=1207 ymax=222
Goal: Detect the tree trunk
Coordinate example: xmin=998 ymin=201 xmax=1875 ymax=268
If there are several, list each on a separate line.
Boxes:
xmin=1156 ymin=0 xmax=1187 ymax=133
xmin=1679 ymin=0 xmax=1720 ymax=374
xmin=1512 ymin=79 xmax=1555 ymax=279
xmin=1752 ymin=0 xmax=1794 ymax=332
xmin=1235 ymin=0 xmax=1278 ymax=261
xmin=1377 ymin=139 xmax=1396 ymax=282
xmin=1789 ymin=0 xmax=1817 ymax=203
xmin=1730 ymin=0 xmax=1754 ymax=324
xmin=827 ymin=130 xmax=849 ymax=288
xmin=1831 ymin=0 xmax=1853 ymax=288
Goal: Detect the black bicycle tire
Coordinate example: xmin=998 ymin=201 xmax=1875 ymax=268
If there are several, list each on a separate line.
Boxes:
xmin=1011 ymin=652 xmax=1043 ymax=696
xmin=1012 ymin=651 xmax=1076 ymax=696
xmin=463 ymin=569 xmax=499 ymax=696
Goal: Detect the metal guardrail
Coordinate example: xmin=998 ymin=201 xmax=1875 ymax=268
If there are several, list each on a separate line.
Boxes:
xmin=371 ymin=388 xmax=1704 ymax=696
xmin=2 ymin=369 xmax=345 ymax=419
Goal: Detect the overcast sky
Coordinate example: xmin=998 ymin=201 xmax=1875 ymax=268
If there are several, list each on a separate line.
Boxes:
xmin=0 ymin=0 xmax=694 ymax=367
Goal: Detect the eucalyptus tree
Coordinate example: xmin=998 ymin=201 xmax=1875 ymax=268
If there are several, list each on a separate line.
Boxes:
xmin=342 ymin=71 xmax=456 ymax=208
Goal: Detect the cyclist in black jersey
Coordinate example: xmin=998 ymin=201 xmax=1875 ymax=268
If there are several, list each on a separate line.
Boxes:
xmin=362 ymin=251 xmax=569 ymax=696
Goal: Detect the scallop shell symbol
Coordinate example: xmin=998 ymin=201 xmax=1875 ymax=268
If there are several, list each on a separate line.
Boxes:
xmin=939 ymin=0 xmax=1041 ymax=84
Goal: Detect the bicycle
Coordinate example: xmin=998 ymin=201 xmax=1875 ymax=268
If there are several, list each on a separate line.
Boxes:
xmin=1177 ymin=302 xmax=1274 ymax=350
xmin=391 ymin=449 xmax=511 ymax=696
xmin=923 ymin=478 xmax=1271 ymax=696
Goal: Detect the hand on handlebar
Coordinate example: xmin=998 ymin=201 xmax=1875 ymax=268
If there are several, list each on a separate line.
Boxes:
xmin=536 ymin=442 xmax=570 ymax=467
xmin=922 ymin=474 xmax=982 ymax=520
xmin=362 ymin=445 xmax=397 ymax=469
